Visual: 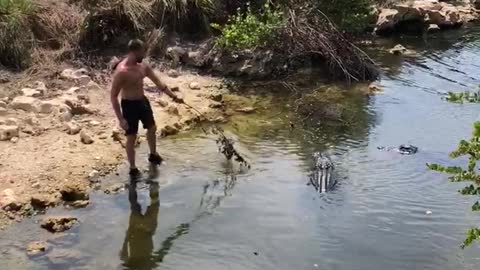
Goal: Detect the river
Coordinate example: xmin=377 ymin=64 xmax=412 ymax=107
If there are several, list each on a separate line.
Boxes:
xmin=2 ymin=27 xmax=480 ymax=269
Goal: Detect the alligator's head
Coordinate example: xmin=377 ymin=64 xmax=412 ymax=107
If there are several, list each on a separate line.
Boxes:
xmin=313 ymin=152 xmax=335 ymax=170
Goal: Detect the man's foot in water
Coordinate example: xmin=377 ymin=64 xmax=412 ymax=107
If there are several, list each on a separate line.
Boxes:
xmin=129 ymin=168 xmax=141 ymax=178
xmin=148 ymin=153 xmax=163 ymax=166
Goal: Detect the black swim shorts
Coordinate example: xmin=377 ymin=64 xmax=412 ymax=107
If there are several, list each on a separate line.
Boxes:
xmin=121 ymin=96 xmax=155 ymax=135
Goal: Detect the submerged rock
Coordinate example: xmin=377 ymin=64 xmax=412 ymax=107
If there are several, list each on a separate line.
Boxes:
xmin=70 ymin=200 xmax=89 ymax=208
xmin=27 ymin=241 xmax=47 ymax=256
xmin=389 ymin=44 xmax=409 ymax=55
xmin=40 ymin=216 xmax=78 ymax=233
xmin=235 ymin=107 xmax=256 ymax=114
xmin=103 ymin=183 xmax=125 ymax=194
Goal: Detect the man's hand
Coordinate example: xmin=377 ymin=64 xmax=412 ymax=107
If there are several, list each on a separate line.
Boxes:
xmin=119 ymin=118 xmax=129 ymax=131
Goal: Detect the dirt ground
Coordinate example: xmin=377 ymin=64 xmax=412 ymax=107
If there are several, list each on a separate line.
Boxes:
xmin=0 ymin=67 xmax=227 ymax=229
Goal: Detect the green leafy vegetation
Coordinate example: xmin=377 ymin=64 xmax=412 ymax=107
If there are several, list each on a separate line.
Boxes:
xmin=211 ymin=3 xmax=284 ymax=51
xmin=427 ymin=122 xmax=480 ymax=248
xmin=445 ymin=90 xmax=480 ymax=103
xmin=316 ymin=0 xmax=374 ymax=33
xmin=0 ymin=0 xmax=34 ymax=68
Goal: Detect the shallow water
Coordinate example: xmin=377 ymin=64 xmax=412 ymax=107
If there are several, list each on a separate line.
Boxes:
xmin=3 ymin=27 xmax=480 ymax=269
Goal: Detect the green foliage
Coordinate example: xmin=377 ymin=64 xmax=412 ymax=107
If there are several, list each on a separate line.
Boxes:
xmin=445 ymin=89 xmax=480 ymax=104
xmin=462 ymin=228 xmax=480 ymax=249
xmin=316 ymin=0 xmax=374 ymax=33
xmin=428 ymin=122 xmax=480 ymax=247
xmin=0 ymin=0 xmax=34 ymax=68
xmin=211 ymin=3 xmax=284 ymax=51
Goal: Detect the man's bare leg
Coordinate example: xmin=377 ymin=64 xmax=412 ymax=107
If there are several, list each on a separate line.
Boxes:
xmin=147 ymin=125 xmax=163 ymax=165
xmin=126 ymin=135 xmax=137 ymax=169
xmin=146 ymin=125 xmax=157 ymax=155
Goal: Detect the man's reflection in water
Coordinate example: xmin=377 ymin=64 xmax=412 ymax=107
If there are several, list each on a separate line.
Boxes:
xmin=120 ymin=179 xmax=159 ymax=270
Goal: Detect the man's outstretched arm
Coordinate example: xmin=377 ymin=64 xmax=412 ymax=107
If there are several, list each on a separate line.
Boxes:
xmin=145 ymin=65 xmax=183 ymax=103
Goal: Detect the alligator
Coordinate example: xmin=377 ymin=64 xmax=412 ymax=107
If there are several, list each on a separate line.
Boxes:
xmin=377 ymin=144 xmax=418 ymax=155
xmin=308 ymin=152 xmax=336 ymax=193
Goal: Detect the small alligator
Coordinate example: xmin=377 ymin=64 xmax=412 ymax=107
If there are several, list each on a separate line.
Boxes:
xmin=308 ymin=152 xmax=336 ymax=193
xmin=377 ymin=144 xmax=418 ymax=155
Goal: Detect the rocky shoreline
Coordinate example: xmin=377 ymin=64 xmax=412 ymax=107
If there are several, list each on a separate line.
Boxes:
xmin=0 ymin=67 xmax=228 ymax=229
xmin=374 ymin=0 xmax=480 ymax=35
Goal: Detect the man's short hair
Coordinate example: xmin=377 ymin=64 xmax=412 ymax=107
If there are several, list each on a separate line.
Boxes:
xmin=128 ymin=39 xmax=144 ymax=52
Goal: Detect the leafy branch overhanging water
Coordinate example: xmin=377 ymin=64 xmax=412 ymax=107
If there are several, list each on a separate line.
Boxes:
xmin=427 ymin=122 xmax=480 ymax=248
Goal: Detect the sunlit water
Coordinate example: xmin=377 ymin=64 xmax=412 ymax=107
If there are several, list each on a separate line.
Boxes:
xmin=2 ymin=27 xmax=480 ymax=269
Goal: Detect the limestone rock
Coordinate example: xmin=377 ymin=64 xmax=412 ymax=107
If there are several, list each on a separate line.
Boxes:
xmin=475 ymin=0 xmax=480 ymax=9
xmin=11 ymin=96 xmax=40 ymax=112
xmin=60 ymin=182 xmax=89 ymax=202
xmin=166 ymin=46 xmax=188 ymax=66
xmin=65 ymin=121 xmax=81 ymax=135
xmin=10 ymin=137 xmax=18 ymax=143
xmin=86 ymin=80 xmax=102 ymax=91
xmin=0 ymin=188 xmax=22 ymax=211
xmin=235 ymin=107 xmax=256 ymax=113
xmin=0 ymin=107 xmax=7 ymax=116
xmin=209 ymin=101 xmax=223 ymax=108
xmin=189 ymin=82 xmax=201 ymax=90
xmin=27 ymin=241 xmax=47 ymax=256
xmin=214 ymin=116 xmax=228 ymax=123
xmin=185 ymin=51 xmax=205 ymax=67
xmin=166 ymin=104 xmax=179 ymax=115
xmin=156 ymin=99 xmax=169 ymax=107
xmin=368 ymin=82 xmax=384 ymax=94
xmin=25 ymin=116 xmax=39 ymax=126
xmin=161 ymin=125 xmax=179 ymax=136
xmin=374 ymin=8 xmax=399 ymax=34
xmin=34 ymin=81 xmax=47 ymax=94
xmin=38 ymin=100 xmax=58 ymax=114
xmin=70 ymin=200 xmax=89 ymax=208
xmin=210 ymin=93 xmax=223 ymax=102
xmin=40 ymin=216 xmax=78 ymax=233
xmin=31 ymin=194 xmax=60 ymax=209
xmin=80 ymin=129 xmax=94 ymax=144
xmin=167 ymin=69 xmax=180 ymax=78
xmin=0 ymin=125 xmax=19 ymax=141
xmin=64 ymin=99 xmax=94 ymax=115
xmin=21 ymin=88 xmax=42 ymax=98
xmin=66 ymin=87 xmax=81 ymax=95
xmin=427 ymin=23 xmax=441 ymax=32
xmin=0 ymin=100 xmax=6 ymax=108
xmin=389 ymin=44 xmax=408 ymax=55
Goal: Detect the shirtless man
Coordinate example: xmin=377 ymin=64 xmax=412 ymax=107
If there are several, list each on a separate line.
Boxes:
xmin=111 ymin=39 xmax=183 ymax=177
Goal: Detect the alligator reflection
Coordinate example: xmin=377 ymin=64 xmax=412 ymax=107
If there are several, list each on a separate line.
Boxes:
xmin=199 ymin=173 xmax=237 ymax=214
